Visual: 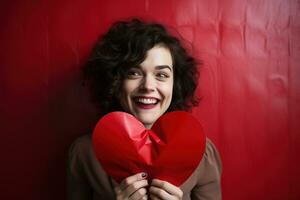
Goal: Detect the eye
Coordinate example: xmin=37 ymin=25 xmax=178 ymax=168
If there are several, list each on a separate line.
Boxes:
xmin=156 ymin=71 xmax=170 ymax=80
xmin=126 ymin=69 xmax=143 ymax=79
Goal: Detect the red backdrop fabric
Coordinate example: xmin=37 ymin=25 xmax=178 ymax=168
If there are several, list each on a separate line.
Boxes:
xmin=1 ymin=0 xmax=299 ymax=199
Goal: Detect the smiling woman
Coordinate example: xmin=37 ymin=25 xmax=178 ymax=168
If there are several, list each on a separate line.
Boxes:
xmin=119 ymin=45 xmax=174 ymax=128
xmin=67 ymin=18 xmax=222 ymax=200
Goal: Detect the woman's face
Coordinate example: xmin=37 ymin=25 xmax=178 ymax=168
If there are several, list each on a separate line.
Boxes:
xmin=119 ymin=45 xmax=174 ymax=129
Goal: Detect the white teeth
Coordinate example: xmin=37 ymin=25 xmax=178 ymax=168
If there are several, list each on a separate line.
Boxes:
xmin=136 ymin=98 xmax=158 ymax=104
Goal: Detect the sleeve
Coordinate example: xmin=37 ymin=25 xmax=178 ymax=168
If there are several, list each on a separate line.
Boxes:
xmin=190 ymin=138 xmax=222 ymax=200
xmin=67 ymin=137 xmax=93 ymax=200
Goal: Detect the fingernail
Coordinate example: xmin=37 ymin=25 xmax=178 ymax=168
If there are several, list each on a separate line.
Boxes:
xmin=141 ymin=172 xmax=147 ymax=178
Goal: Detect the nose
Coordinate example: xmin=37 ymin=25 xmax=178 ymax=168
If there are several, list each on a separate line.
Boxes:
xmin=140 ymin=74 xmax=155 ymax=92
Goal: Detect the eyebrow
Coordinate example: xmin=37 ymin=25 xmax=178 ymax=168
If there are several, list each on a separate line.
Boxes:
xmin=155 ymin=65 xmax=173 ymax=71
xmin=133 ymin=65 xmax=173 ymax=71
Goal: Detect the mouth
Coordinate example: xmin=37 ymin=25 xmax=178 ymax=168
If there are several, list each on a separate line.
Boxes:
xmin=133 ymin=96 xmax=160 ymax=109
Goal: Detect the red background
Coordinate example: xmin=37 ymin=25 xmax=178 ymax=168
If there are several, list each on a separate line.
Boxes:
xmin=1 ymin=0 xmax=299 ymax=199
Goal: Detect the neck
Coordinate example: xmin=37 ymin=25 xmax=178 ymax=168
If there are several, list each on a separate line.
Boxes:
xmin=144 ymin=123 xmax=153 ymax=129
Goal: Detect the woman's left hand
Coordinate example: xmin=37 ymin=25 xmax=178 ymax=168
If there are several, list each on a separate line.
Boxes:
xmin=149 ymin=179 xmax=183 ymax=200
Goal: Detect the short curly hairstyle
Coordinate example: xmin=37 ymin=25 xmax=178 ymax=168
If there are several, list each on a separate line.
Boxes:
xmin=83 ymin=18 xmax=200 ymax=115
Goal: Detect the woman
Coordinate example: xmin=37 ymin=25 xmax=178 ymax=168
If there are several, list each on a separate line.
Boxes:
xmin=67 ymin=18 xmax=222 ymax=200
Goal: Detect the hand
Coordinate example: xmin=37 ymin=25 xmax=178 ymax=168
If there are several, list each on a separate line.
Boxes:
xmin=149 ymin=179 xmax=183 ymax=200
xmin=114 ymin=172 xmax=149 ymax=200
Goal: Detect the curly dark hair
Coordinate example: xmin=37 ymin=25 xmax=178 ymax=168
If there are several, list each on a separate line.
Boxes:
xmin=83 ymin=18 xmax=200 ymax=115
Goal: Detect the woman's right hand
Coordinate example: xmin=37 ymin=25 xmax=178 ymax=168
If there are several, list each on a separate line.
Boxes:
xmin=114 ymin=172 xmax=149 ymax=200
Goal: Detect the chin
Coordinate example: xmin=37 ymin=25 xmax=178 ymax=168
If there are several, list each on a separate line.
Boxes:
xmin=137 ymin=116 xmax=157 ymax=128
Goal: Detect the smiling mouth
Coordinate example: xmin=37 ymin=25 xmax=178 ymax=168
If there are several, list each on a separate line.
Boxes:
xmin=133 ymin=97 xmax=159 ymax=109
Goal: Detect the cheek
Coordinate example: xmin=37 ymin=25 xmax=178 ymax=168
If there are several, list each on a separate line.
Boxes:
xmin=120 ymin=80 xmax=139 ymax=103
xmin=122 ymin=80 xmax=137 ymax=96
xmin=160 ymin=80 xmax=174 ymax=99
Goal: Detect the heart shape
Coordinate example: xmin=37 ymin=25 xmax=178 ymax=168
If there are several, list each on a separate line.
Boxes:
xmin=92 ymin=111 xmax=206 ymax=186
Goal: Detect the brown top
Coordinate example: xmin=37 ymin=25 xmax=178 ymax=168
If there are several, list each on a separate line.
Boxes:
xmin=67 ymin=134 xmax=222 ymax=200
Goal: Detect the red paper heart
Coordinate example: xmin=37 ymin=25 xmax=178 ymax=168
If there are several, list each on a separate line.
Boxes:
xmin=92 ymin=111 xmax=206 ymax=186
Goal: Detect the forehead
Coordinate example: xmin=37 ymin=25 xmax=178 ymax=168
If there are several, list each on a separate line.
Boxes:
xmin=139 ymin=45 xmax=173 ymax=70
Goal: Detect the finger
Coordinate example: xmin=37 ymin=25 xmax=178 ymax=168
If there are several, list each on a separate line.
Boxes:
xmin=128 ymin=188 xmax=147 ymax=200
xmin=140 ymin=195 xmax=148 ymax=200
xmin=149 ymin=186 xmax=175 ymax=200
xmin=151 ymin=179 xmax=183 ymax=197
xmin=149 ymin=193 xmax=161 ymax=200
xmin=120 ymin=172 xmax=148 ymax=191
xmin=124 ymin=179 xmax=148 ymax=197
xmin=138 ymin=195 xmax=148 ymax=200
xmin=138 ymin=196 xmax=148 ymax=200
xmin=115 ymin=181 xmax=148 ymax=199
